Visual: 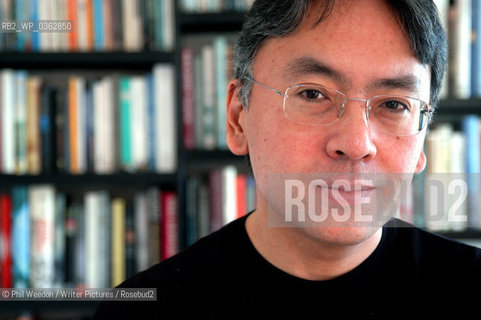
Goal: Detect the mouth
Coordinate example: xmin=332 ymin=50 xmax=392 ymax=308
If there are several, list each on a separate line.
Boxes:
xmin=316 ymin=180 xmax=377 ymax=205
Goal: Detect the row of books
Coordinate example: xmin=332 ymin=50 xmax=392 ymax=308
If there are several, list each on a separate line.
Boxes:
xmin=180 ymin=0 xmax=253 ymax=13
xmin=181 ymin=35 xmax=235 ymax=150
xmin=185 ymin=165 xmax=255 ymax=246
xmin=0 ymin=0 xmax=174 ymax=52
xmin=0 ymin=65 xmax=177 ymax=175
xmin=0 ymin=185 xmax=178 ymax=289
xmin=410 ymin=115 xmax=481 ymax=231
xmin=436 ymin=0 xmax=481 ymax=98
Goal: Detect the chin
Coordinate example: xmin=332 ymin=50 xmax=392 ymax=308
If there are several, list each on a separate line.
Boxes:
xmin=302 ymin=223 xmax=382 ymax=247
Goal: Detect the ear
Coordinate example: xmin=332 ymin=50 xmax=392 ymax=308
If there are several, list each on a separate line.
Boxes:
xmin=226 ymin=79 xmax=249 ymax=155
xmin=415 ymin=149 xmax=426 ymax=173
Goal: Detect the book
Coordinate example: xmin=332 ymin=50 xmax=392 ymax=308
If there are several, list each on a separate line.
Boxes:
xmin=68 ymin=76 xmax=79 ymax=174
xmin=134 ymin=192 xmax=150 ymax=272
xmin=153 ymin=64 xmax=177 ymax=173
xmin=11 ymin=186 xmax=29 ymax=289
xmin=182 ymin=35 xmax=236 ymax=150
xmin=15 ymin=71 xmax=28 ymax=174
xmin=451 ymin=0 xmax=472 ymax=98
xmin=472 ymin=0 xmax=481 ymax=97
xmin=54 ymin=193 xmax=66 ymax=288
xmin=215 ymin=36 xmax=228 ymax=149
xmin=1 ymin=69 xmax=15 ymax=174
xmin=85 ymin=191 xmax=101 ymax=288
xmin=222 ymin=165 xmax=237 ymax=224
xmin=461 ymin=115 xmax=480 ymax=229
xmin=130 ymin=76 xmax=149 ymax=171
xmin=119 ymin=76 xmax=132 ymax=172
xmin=146 ymin=187 xmax=160 ymax=266
xmin=26 ymin=76 xmax=42 ymax=175
xmin=181 ymin=48 xmax=195 ymax=149
xmin=0 ymin=194 xmax=13 ymax=288
xmin=111 ymin=197 xmax=126 ymax=287
xmin=161 ymin=191 xmax=178 ymax=260
xmin=29 ymin=184 xmax=56 ymax=288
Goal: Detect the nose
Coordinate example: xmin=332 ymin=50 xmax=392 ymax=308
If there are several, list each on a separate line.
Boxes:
xmin=325 ymin=99 xmax=377 ymax=162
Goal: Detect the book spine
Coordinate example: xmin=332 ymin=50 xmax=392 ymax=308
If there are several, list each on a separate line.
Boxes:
xmin=452 ymin=0 xmax=472 ymax=98
xmin=125 ymin=202 xmax=135 ymax=278
xmin=67 ymin=0 xmax=77 ymax=50
xmin=85 ymin=81 xmax=94 ymax=172
xmin=54 ymin=193 xmax=66 ymax=287
xmin=29 ymin=185 xmax=56 ymax=288
xmin=146 ymin=73 xmax=156 ymax=171
xmin=68 ymin=76 xmax=79 ymax=174
xmin=130 ymin=76 xmax=148 ymax=171
xmin=153 ymin=64 xmax=177 ymax=173
xmin=161 ymin=192 xmax=178 ymax=260
xmin=15 ymin=71 xmax=27 ymax=174
xmin=93 ymin=0 xmax=104 ymax=50
xmin=209 ymin=169 xmax=223 ymax=232
xmin=98 ymin=191 xmax=111 ymax=288
xmin=0 ymin=194 xmax=13 ymax=288
xmin=162 ymin=0 xmax=174 ymax=51
xmin=76 ymin=78 xmax=87 ymax=174
xmin=134 ymin=192 xmax=150 ymax=272
xmin=85 ymin=0 xmax=94 ymax=51
xmin=462 ymin=115 xmax=480 ymax=229
xmin=2 ymin=69 xmax=15 ymax=174
xmin=236 ymin=174 xmax=247 ymax=218
xmin=26 ymin=76 xmax=42 ymax=175
xmin=12 ymin=186 xmax=30 ymax=288
xmin=215 ymin=37 xmax=228 ymax=149
xmin=181 ymin=48 xmax=195 ymax=149
xmin=85 ymin=191 xmax=99 ymax=288
xmin=201 ymin=45 xmax=216 ymax=150
xmin=119 ymin=76 xmax=132 ymax=171
xmin=147 ymin=187 xmax=160 ymax=266
xmin=222 ymin=165 xmax=237 ymax=225
xmin=472 ymin=0 xmax=481 ymax=97
xmin=111 ymin=198 xmax=126 ymax=287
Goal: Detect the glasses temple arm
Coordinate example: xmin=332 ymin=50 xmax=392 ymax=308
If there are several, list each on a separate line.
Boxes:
xmin=243 ymin=77 xmax=287 ymax=97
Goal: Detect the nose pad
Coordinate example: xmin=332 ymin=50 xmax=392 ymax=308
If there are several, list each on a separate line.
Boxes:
xmin=365 ymin=104 xmax=372 ymax=120
xmin=341 ymin=98 xmax=370 ymax=127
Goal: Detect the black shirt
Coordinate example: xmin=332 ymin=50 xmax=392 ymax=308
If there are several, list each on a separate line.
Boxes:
xmin=94 ymin=215 xmax=481 ymax=319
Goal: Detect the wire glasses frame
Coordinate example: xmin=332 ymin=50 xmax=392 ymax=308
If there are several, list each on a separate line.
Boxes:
xmin=243 ymin=77 xmax=433 ymax=136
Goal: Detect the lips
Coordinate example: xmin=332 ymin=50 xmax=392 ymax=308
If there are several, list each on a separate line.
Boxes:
xmin=314 ymin=179 xmax=377 ymax=205
xmin=324 ymin=178 xmax=376 ymax=192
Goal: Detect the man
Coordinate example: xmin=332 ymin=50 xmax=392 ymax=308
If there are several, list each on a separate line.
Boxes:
xmin=95 ymin=0 xmax=481 ymax=318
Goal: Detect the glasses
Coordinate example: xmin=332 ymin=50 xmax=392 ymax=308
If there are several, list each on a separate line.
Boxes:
xmin=244 ymin=77 xmax=433 ymax=136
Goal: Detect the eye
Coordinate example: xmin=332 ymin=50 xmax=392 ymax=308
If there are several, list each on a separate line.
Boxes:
xmin=299 ymin=89 xmax=328 ymax=101
xmin=381 ymin=100 xmax=410 ymax=112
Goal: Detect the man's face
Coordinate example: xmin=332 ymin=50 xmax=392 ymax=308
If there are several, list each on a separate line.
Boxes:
xmin=229 ymin=0 xmax=430 ymax=244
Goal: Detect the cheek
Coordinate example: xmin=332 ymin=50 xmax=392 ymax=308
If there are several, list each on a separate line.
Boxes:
xmin=381 ymin=136 xmax=424 ymax=172
xmin=245 ymin=105 xmax=311 ymax=190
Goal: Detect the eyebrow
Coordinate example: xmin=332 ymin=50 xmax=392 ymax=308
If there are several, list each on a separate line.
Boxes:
xmin=284 ymin=56 xmax=350 ymax=85
xmin=366 ymin=75 xmax=422 ymax=92
xmin=284 ymin=56 xmax=422 ymax=92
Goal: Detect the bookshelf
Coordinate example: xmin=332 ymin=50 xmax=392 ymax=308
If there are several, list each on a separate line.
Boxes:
xmin=0 ymin=1 xmax=481 ymax=319
xmin=0 ymin=173 xmax=177 ymax=187
xmin=0 ymin=52 xmax=175 ymax=69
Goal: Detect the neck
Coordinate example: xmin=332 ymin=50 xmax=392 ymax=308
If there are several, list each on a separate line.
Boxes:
xmin=245 ymin=192 xmax=383 ymax=281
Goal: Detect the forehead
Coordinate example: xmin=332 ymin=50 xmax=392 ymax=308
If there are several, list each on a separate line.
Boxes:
xmin=253 ymin=0 xmax=430 ymax=94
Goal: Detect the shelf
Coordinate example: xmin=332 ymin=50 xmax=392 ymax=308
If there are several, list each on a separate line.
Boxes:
xmin=179 ymin=12 xmax=245 ymax=33
xmin=0 ymin=51 xmax=175 ymax=69
xmin=0 ymin=173 xmax=177 ymax=187
xmin=438 ymin=230 xmax=481 ymax=240
xmin=185 ymin=149 xmax=250 ymax=170
xmin=437 ymin=99 xmax=481 ymax=115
